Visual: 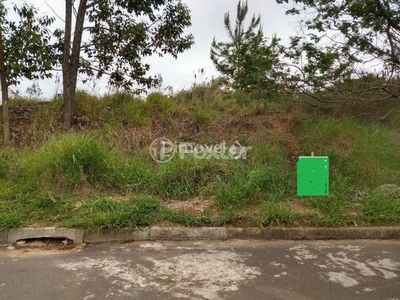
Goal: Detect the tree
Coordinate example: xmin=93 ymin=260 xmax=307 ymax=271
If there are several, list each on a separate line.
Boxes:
xmin=0 ymin=3 xmax=55 ymax=145
xmin=210 ymin=0 xmax=280 ymax=93
xmin=26 ymin=82 xmax=43 ymax=99
xmin=276 ymin=0 xmax=400 ymax=102
xmin=56 ymin=0 xmax=194 ymax=129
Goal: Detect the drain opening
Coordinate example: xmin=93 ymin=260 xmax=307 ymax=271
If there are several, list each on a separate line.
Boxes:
xmin=15 ymin=237 xmax=73 ymax=247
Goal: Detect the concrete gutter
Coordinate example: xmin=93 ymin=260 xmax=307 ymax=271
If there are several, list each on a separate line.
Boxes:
xmin=1 ymin=226 xmax=400 ymax=245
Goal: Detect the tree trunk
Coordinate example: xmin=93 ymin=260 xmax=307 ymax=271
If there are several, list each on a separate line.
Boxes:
xmin=62 ymin=0 xmax=87 ymax=130
xmin=0 ymin=24 xmax=9 ymax=145
xmin=62 ymin=0 xmax=73 ymax=130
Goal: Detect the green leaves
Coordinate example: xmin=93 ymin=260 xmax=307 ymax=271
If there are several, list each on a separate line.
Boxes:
xmin=75 ymin=0 xmax=194 ymax=91
xmin=2 ymin=4 xmax=55 ymax=86
xmin=276 ymin=0 xmax=400 ymax=102
xmin=211 ymin=1 xmax=281 ymax=94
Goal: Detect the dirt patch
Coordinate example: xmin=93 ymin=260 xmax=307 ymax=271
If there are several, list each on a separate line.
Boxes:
xmin=72 ymin=180 xmax=96 ymax=199
xmin=342 ymin=203 xmax=363 ymax=217
xmin=286 ymin=200 xmax=315 ymax=215
xmin=10 ymin=104 xmax=40 ymax=146
xmin=2 ymin=246 xmax=87 ymax=257
xmin=1 ymin=238 xmax=88 ymax=257
xmin=265 ymin=112 xmax=302 ymax=167
xmin=165 ymin=197 xmax=214 ymax=216
xmin=265 ymin=115 xmax=287 ymax=134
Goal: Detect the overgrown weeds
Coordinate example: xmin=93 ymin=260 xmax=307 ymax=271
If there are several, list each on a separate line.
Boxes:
xmin=0 ymin=89 xmax=400 ymax=228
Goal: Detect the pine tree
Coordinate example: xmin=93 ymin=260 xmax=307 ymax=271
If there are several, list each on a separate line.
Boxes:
xmin=210 ymin=1 xmax=280 ymax=93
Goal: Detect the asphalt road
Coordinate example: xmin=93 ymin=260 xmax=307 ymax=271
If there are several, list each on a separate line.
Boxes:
xmin=0 ymin=240 xmax=400 ymax=300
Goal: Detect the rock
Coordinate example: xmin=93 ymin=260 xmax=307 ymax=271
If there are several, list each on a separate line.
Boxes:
xmin=6 ymin=246 xmax=15 ymax=251
xmin=350 ymin=191 xmax=367 ymax=200
xmin=16 ymin=240 xmax=26 ymax=246
xmin=376 ymin=184 xmax=400 ymax=197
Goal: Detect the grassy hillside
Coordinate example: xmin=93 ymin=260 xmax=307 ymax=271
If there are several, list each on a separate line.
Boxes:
xmin=1 ymin=86 xmax=400 ymax=229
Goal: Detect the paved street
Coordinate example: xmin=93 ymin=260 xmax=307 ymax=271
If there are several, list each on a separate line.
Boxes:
xmin=0 ymin=240 xmax=400 ymax=299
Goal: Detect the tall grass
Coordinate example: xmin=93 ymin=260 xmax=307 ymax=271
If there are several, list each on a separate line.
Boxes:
xmin=300 ymin=116 xmax=400 ymax=189
xmin=216 ymin=164 xmax=290 ymax=209
xmin=19 ymin=133 xmax=121 ymax=190
xmin=1 ymin=90 xmax=400 ymax=228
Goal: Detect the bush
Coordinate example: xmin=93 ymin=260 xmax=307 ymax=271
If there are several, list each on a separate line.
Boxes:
xmin=20 ymin=133 xmax=121 ymax=190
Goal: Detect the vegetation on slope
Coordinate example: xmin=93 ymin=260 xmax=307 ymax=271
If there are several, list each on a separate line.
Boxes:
xmin=0 ymin=85 xmax=400 ymax=229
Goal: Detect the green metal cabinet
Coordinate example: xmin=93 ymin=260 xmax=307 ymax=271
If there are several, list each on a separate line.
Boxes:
xmin=297 ymin=156 xmax=329 ymax=196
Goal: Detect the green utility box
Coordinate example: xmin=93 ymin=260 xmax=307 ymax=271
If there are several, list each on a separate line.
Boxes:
xmin=297 ymin=156 xmax=329 ymax=196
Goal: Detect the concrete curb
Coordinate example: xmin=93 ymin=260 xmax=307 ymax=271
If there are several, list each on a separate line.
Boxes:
xmin=2 ymin=227 xmax=400 ymax=245
xmin=84 ymin=228 xmax=150 ymax=243
xmin=0 ymin=229 xmax=7 ymax=245
xmin=151 ymin=227 xmax=227 ymax=241
xmin=226 ymin=228 xmax=304 ymax=240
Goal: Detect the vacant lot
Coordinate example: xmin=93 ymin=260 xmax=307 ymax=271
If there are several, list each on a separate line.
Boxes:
xmin=1 ymin=89 xmax=400 ymax=229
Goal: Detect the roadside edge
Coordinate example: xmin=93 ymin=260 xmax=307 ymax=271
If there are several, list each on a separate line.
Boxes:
xmin=2 ymin=226 xmax=400 ymax=245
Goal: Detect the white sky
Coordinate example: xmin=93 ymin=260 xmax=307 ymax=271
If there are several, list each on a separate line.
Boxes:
xmin=3 ymin=0 xmax=297 ymax=99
